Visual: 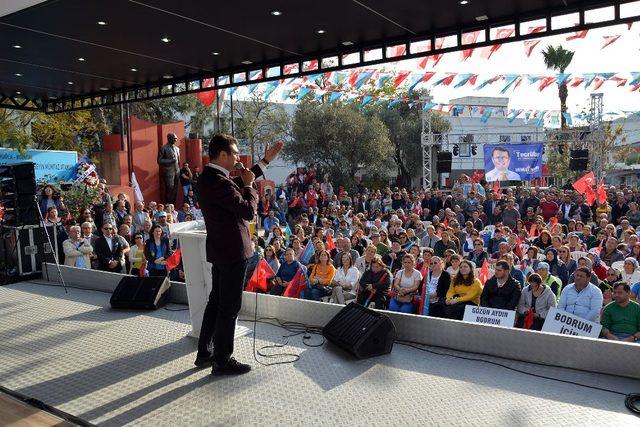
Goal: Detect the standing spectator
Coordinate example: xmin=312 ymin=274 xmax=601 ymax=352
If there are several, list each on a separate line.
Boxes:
xmin=180 ymin=162 xmax=193 ymax=197
xmin=501 ymin=198 xmax=521 ymax=230
xmin=481 ymin=260 xmax=522 ymax=310
xmin=444 ymin=260 xmax=483 ymax=320
xmin=144 ymin=224 xmax=173 ymax=277
xmin=62 ymin=225 xmax=93 ymax=269
xmin=600 ymin=282 xmax=640 ymax=342
xmin=38 ymin=184 xmax=64 ymax=217
xmin=558 ymin=267 xmax=604 ymax=322
xmin=131 ymin=201 xmax=150 ymax=235
xmin=516 ymin=273 xmax=557 ymax=330
xmin=388 ymin=254 xmax=422 ymax=313
xmin=94 ymin=222 xmax=124 ymax=273
xmin=128 ymin=234 xmax=146 ymax=276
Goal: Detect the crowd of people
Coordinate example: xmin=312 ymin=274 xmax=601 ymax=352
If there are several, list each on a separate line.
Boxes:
xmin=33 ymin=161 xmax=640 ymax=343
xmin=37 ymin=165 xmax=202 ymax=281
xmin=249 ymin=172 xmax=640 ymax=343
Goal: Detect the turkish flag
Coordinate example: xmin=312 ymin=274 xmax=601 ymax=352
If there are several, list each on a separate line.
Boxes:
xmin=282 ymin=268 xmax=307 ymax=299
xmin=478 ymin=260 xmax=490 ymax=285
xmin=597 ymin=179 xmax=607 ymax=205
xmin=461 ymin=31 xmax=481 ymax=61
xmin=523 ymin=40 xmax=541 ymax=57
xmin=529 ymin=223 xmax=537 ymax=239
xmin=139 ymin=261 xmax=147 ymax=277
xmin=480 ymin=28 xmax=514 ymax=59
xmin=573 ymin=172 xmax=595 ymax=193
xmin=522 ymin=308 xmax=535 ymax=329
xmin=566 ymin=29 xmax=588 ymax=41
xmin=493 ymin=179 xmax=501 ymax=194
xmin=325 ymin=231 xmax=336 ymax=252
xmin=393 ymin=71 xmax=411 ymax=88
xmin=601 ymin=35 xmax=621 ymax=50
xmin=246 ymin=259 xmax=274 ymax=293
xmin=165 ymin=247 xmax=182 ymax=271
xmin=585 ymin=186 xmax=597 ymax=206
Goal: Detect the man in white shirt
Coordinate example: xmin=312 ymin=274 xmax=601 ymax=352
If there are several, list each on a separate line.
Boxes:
xmin=485 ymin=146 xmax=521 ymax=182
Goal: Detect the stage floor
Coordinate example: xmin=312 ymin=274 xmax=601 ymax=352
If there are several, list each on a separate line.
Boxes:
xmin=0 ymin=281 xmax=639 ymax=426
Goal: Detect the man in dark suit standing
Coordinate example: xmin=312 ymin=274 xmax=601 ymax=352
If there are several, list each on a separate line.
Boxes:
xmin=195 ymin=134 xmax=283 ymax=375
xmin=94 ymin=223 xmax=124 ymax=273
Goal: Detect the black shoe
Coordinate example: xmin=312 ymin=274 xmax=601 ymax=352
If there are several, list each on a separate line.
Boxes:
xmin=211 ymin=357 xmax=251 ymax=376
xmin=194 ymin=354 xmax=215 ymax=369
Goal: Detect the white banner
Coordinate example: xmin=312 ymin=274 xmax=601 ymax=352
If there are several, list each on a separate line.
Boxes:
xmin=463 ymin=305 xmax=516 ymax=328
xmin=131 ymin=172 xmax=144 ymax=202
xmin=541 ymin=307 xmax=602 ymax=338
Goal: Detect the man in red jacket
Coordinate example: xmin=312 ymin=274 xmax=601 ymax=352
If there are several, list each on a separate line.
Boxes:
xmin=195 ymin=134 xmax=283 ymax=375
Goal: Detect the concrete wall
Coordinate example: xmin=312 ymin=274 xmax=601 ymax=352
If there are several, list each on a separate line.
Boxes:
xmin=41 ymin=263 xmax=640 ymax=380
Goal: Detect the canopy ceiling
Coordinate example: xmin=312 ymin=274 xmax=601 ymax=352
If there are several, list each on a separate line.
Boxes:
xmin=0 ymin=0 xmax=637 ymax=112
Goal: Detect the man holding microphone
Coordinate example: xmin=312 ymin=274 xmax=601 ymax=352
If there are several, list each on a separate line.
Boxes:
xmin=195 ymin=134 xmax=283 ymax=375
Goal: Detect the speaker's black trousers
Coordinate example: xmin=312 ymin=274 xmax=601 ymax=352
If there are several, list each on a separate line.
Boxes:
xmin=197 ymin=259 xmax=247 ymax=365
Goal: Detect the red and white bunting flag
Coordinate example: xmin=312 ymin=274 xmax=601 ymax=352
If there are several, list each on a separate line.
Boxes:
xmin=538 ymin=76 xmax=556 ymax=91
xmin=393 ymin=71 xmax=411 ymax=88
xmin=523 ymin=40 xmax=541 ymax=57
xmin=601 ymin=35 xmax=621 ymax=50
xmin=592 ymin=76 xmax=606 ymax=90
xmin=611 ymin=76 xmax=627 ymax=87
xmin=480 ymin=28 xmax=514 ymax=59
xmin=570 ymin=77 xmax=585 ymax=87
xmin=566 ymin=29 xmax=589 ymax=41
xmin=461 ymin=31 xmax=481 ymax=61
xmin=528 ymin=25 xmax=546 ymax=34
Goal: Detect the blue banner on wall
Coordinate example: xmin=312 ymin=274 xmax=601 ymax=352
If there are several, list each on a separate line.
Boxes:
xmin=0 ymin=148 xmax=78 ymax=182
xmin=483 ymin=144 xmax=543 ymax=182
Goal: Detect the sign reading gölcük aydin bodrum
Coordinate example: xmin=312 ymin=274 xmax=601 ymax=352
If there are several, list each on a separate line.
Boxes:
xmin=0 ymin=148 xmax=78 ymax=182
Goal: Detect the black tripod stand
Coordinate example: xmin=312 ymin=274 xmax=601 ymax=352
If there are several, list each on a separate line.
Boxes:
xmin=32 ymin=195 xmax=68 ymax=293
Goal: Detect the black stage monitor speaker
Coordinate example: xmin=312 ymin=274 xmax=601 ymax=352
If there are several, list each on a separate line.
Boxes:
xmin=569 ymin=149 xmax=589 ymax=171
xmin=110 ymin=276 xmax=171 ymax=309
xmin=436 ymin=152 xmax=452 ymax=173
xmin=322 ymin=303 xmax=396 ymax=359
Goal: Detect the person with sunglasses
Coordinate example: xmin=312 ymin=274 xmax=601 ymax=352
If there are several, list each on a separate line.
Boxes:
xmin=94 ymin=223 xmax=124 ymax=273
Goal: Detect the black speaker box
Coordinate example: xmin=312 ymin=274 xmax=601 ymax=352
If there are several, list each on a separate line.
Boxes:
xmin=110 ymin=276 xmax=171 ymax=310
xmin=569 ymin=149 xmax=589 ymax=171
xmin=436 ymin=151 xmax=452 ymax=173
xmin=322 ymin=303 xmax=396 ymax=359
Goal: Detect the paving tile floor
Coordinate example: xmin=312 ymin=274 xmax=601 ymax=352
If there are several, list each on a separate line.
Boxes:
xmin=1 ymin=281 xmax=639 ymax=426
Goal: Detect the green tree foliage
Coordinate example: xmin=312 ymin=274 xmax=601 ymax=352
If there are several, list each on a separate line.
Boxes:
xmin=1 ymin=108 xmax=107 ymax=155
xmin=289 ymin=100 xmax=394 ymax=188
xmin=542 ymin=45 xmax=574 ymax=129
xmin=366 ymin=89 xmax=450 ymax=188
xmin=234 ymin=91 xmax=291 ymax=163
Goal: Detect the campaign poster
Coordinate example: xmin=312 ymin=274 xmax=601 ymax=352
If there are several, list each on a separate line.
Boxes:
xmin=483 ymin=144 xmax=543 ymax=182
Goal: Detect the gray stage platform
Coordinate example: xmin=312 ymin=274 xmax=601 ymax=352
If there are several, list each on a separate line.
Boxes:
xmin=1 ymin=281 xmax=639 ymax=426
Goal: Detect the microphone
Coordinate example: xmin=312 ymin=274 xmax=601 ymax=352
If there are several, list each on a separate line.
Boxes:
xmin=234 ymin=162 xmax=246 ymax=171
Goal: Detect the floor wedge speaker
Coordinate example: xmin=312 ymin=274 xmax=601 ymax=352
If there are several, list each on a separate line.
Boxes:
xmin=110 ymin=276 xmax=171 ymax=309
xmin=322 ymin=303 xmax=396 ymax=359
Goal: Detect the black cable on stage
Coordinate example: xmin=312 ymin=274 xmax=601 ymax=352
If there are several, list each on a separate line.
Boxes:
xmin=0 ymin=384 xmax=96 ymax=427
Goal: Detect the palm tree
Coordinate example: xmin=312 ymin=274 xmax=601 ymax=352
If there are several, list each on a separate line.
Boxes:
xmin=542 ymin=45 xmax=575 ymax=129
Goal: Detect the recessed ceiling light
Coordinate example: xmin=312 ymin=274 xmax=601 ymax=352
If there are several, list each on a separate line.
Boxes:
xmin=15 ymin=91 xmax=21 ymax=95
xmin=459 ymin=0 xmax=470 ymax=4
xmin=212 ymin=51 xmax=220 ymax=56
xmin=97 ymin=21 xmax=107 ymax=26
xmin=130 ymin=68 xmax=138 ymax=72
xmin=48 ymin=96 xmax=57 ymax=100
xmin=270 ymin=10 xmax=282 ymax=16
xmin=163 ymin=75 xmax=173 ymax=79
xmin=78 ymin=57 xmax=85 ymax=61
xmin=12 ymin=45 xmax=21 ymax=49
xmin=14 ymin=73 xmax=22 ymax=77
xmin=67 ymin=81 xmax=74 ymax=85
xmin=161 ymin=36 xmax=171 ymax=43
xmin=475 ymin=15 xmax=489 ymax=21
xmin=241 ymin=60 xmax=253 ymax=65
xmin=100 ymin=87 xmax=109 ymax=90
xmin=316 ymin=29 xmax=326 ymax=34
xmin=342 ymin=41 xmax=354 ymax=46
